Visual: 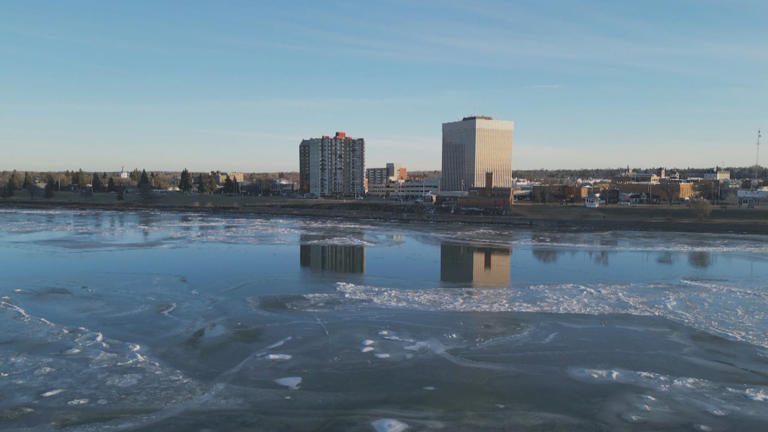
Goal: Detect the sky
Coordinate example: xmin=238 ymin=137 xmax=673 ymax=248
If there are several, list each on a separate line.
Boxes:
xmin=1 ymin=0 xmax=767 ymax=172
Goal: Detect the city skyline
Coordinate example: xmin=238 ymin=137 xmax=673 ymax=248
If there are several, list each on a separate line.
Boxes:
xmin=2 ymin=1 xmax=767 ymax=172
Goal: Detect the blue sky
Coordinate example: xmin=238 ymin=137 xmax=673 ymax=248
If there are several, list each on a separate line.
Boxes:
xmin=2 ymin=0 xmax=767 ymax=172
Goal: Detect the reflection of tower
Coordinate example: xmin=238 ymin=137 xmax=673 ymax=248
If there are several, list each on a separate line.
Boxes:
xmin=440 ymin=244 xmax=511 ymax=287
xmin=300 ymin=243 xmax=365 ymax=273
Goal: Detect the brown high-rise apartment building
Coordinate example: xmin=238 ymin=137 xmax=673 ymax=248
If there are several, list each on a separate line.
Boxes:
xmin=299 ymin=132 xmax=365 ymax=197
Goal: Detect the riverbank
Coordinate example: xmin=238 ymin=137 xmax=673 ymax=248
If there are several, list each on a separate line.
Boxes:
xmin=2 ymin=192 xmax=768 ymax=234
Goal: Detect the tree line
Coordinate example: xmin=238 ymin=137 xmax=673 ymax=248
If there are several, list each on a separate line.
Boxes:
xmin=0 ymin=168 xmax=289 ymax=200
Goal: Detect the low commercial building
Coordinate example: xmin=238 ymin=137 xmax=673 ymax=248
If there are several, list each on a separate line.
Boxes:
xmin=271 ymin=178 xmax=296 ymax=195
xmin=367 ymin=178 xmax=439 ymax=200
xmin=738 ymin=189 xmax=768 ymax=207
xmin=531 ymin=185 xmax=590 ymax=203
xmin=455 ymin=173 xmax=513 ymax=209
xmin=458 ymin=187 xmax=514 ymax=209
xmin=613 ymin=182 xmax=694 ymax=203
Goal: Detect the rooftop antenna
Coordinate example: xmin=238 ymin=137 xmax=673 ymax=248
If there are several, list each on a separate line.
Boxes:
xmin=756 ymin=130 xmax=762 ymax=181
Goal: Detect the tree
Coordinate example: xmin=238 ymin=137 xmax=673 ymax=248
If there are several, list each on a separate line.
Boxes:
xmin=70 ymin=169 xmax=85 ymax=187
xmin=44 ymin=176 xmax=55 ymax=199
xmin=657 ymin=181 xmax=678 ymax=206
xmin=206 ymin=172 xmax=217 ymax=193
xmin=180 ymin=169 xmax=193 ymax=192
xmin=691 ymin=200 xmax=712 ymax=220
xmin=138 ymin=170 xmax=152 ymax=200
xmin=223 ymin=176 xmax=234 ymax=194
xmin=2 ymin=181 xmax=13 ymax=198
xmin=197 ymin=173 xmax=217 ymax=194
xmin=91 ymin=173 xmax=104 ymax=192
xmin=107 ymin=177 xmax=115 ymax=192
xmin=130 ymin=169 xmax=141 ymax=183
xmin=2 ymin=173 xmax=17 ymax=198
xmin=22 ymin=172 xmax=31 ymax=189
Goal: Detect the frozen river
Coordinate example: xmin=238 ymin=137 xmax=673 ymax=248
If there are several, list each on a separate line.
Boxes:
xmin=1 ymin=209 xmax=768 ymax=431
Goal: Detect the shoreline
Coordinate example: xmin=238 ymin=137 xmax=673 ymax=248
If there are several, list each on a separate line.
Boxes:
xmin=2 ymin=195 xmax=768 ymax=235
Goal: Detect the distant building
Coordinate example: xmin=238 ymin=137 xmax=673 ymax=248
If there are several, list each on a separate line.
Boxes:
xmin=299 ymin=132 xmax=365 ymax=197
xmin=119 ymin=167 xmax=129 ymax=179
xmin=366 ymin=167 xmax=389 ymax=186
xmin=366 ymin=178 xmax=440 ymax=200
xmin=271 ymin=178 xmax=296 ymax=195
xmin=215 ymin=172 xmax=245 ymax=184
xmin=441 ymin=116 xmax=514 ymax=191
xmin=702 ymin=168 xmax=731 ymax=182
xmin=737 ymin=189 xmax=768 ymax=207
xmin=532 ymin=185 xmax=590 ymax=203
xmin=614 ymin=182 xmax=695 ymax=203
xmin=386 ymin=162 xmax=406 ymax=181
xmin=585 ymin=195 xmax=600 ymax=208
xmin=367 ymin=162 xmax=406 ymax=188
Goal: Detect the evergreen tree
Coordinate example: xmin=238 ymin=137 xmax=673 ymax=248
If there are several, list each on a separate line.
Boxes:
xmin=2 ymin=178 xmax=15 ymax=198
xmin=91 ymin=173 xmax=104 ymax=192
xmin=180 ymin=169 xmax=193 ymax=192
xmin=223 ymin=176 xmax=234 ymax=194
xmin=206 ymin=172 xmax=217 ymax=193
xmin=22 ymin=172 xmax=31 ymax=189
xmin=138 ymin=170 xmax=153 ymax=200
xmin=44 ymin=176 xmax=55 ymax=199
xmin=107 ymin=177 xmax=115 ymax=192
xmin=197 ymin=173 xmax=217 ymax=194
xmin=71 ymin=169 xmax=81 ymax=186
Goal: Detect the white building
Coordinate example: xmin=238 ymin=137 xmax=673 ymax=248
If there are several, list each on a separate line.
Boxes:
xmin=441 ymin=116 xmax=514 ymax=191
xmin=738 ymin=189 xmax=768 ymax=207
xmin=702 ymin=169 xmax=731 ymax=181
xmin=367 ymin=178 xmax=440 ymax=200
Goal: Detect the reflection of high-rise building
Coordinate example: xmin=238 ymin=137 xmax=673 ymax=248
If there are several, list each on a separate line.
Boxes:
xmin=300 ymin=244 xmax=366 ymax=273
xmin=440 ymin=244 xmax=511 ymax=287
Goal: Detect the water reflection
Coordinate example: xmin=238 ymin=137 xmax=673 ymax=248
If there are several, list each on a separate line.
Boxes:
xmin=440 ymin=243 xmax=511 ymax=287
xmin=300 ymin=243 xmax=365 ymax=274
xmin=688 ymin=251 xmax=713 ymax=269
xmin=657 ymin=252 xmax=674 ymax=265
xmin=532 ymin=248 xmax=560 ymax=264
xmin=588 ymin=250 xmax=610 ymax=266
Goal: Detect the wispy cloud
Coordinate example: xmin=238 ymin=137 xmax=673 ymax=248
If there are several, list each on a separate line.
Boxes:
xmin=525 ymin=84 xmax=561 ymax=89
